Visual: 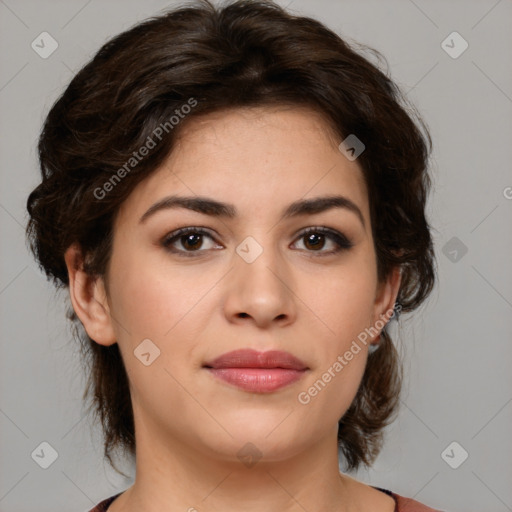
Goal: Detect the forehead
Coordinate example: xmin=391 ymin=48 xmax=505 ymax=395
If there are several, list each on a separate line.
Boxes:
xmin=116 ymin=106 xmax=370 ymax=227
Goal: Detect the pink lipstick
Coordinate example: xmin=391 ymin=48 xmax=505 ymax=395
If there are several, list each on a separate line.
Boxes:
xmin=203 ymin=348 xmax=308 ymax=393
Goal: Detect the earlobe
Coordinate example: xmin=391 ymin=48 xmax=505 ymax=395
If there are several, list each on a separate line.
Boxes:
xmin=64 ymin=244 xmax=117 ymax=346
xmin=370 ymin=265 xmax=402 ymax=344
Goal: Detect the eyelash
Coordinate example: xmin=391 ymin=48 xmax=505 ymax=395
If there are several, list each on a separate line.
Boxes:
xmin=160 ymin=226 xmax=354 ymax=258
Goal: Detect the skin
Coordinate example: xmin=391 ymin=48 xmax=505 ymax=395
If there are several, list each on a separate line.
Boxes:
xmin=65 ymin=106 xmax=400 ymax=512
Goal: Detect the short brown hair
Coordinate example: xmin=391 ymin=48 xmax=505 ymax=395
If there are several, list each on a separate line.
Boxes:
xmin=26 ymin=0 xmax=436 ymax=473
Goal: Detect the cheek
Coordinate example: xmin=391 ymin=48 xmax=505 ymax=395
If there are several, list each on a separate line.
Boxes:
xmin=296 ymin=261 xmax=376 ymax=407
xmin=107 ymin=247 xmax=210 ymax=341
xmin=106 ymin=258 xmax=207 ymax=419
xmin=304 ymin=265 xmax=377 ymax=346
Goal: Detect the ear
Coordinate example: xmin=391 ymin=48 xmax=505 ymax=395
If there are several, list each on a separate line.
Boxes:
xmin=369 ymin=265 xmax=402 ymax=345
xmin=64 ymin=243 xmax=117 ymax=346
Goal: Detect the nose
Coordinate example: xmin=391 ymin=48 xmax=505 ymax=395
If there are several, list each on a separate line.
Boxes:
xmin=222 ymin=240 xmax=296 ymax=329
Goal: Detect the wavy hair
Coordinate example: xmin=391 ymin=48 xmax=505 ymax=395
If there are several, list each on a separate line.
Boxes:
xmin=26 ymin=0 xmax=436 ymax=473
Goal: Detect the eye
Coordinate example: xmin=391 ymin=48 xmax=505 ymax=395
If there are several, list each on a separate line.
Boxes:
xmin=161 ymin=227 xmax=222 ymax=257
xmin=292 ymin=227 xmax=353 ymax=255
xmin=161 ymin=226 xmax=354 ymax=257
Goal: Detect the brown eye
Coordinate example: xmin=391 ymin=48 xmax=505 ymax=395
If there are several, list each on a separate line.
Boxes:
xmin=293 ymin=227 xmax=353 ymax=255
xmin=303 ymin=232 xmax=326 ymax=251
xmin=180 ymin=233 xmax=203 ymax=251
xmin=161 ymin=227 xmax=221 ymax=256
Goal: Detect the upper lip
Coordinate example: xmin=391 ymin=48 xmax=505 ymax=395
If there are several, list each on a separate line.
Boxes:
xmin=203 ymin=349 xmax=308 ymax=370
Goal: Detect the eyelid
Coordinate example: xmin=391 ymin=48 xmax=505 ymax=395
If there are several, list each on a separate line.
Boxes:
xmin=293 ymin=226 xmax=354 ymax=252
xmin=160 ymin=225 xmax=354 ymax=256
xmin=160 ymin=226 xmax=220 ymax=256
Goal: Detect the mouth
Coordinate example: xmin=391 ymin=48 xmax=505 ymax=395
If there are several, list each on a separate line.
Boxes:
xmin=203 ymin=348 xmax=309 ymax=393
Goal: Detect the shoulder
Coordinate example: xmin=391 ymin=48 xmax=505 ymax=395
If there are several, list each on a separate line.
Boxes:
xmin=89 ymin=488 xmax=444 ymax=512
xmin=87 ymin=492 xmax=122 ymax=512
xmin=388 ymin=489 xmax=444 ymax=512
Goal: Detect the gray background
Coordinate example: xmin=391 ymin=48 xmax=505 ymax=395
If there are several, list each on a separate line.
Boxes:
xmin=1 ymin=0 xmax=511 ymax=511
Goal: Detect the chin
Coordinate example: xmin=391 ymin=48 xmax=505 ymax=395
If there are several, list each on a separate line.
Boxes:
xmin=198 ymin=421 xmax=314 ymax=464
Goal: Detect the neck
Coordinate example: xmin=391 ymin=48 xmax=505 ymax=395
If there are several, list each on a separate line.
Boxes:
xmin=110 ymin=422 xmax=360 ymax=512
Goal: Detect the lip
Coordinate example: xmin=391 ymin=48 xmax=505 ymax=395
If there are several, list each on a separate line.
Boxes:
xmin=203 ymin=349 xmax=309 ymax=393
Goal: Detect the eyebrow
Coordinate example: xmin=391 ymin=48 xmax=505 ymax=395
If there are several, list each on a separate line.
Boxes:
xmin=139 ymin=194 xmax=366 ymax=228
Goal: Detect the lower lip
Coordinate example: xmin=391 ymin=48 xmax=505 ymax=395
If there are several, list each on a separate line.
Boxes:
xmin=205 ymin=368 xmax=306 ymax=392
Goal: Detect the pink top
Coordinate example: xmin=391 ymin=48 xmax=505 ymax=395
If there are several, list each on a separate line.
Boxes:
xmin=88 ymin=487 xmax=443 ymax=511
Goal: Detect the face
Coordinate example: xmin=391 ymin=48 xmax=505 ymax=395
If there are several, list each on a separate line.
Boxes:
xmin=72 ymin=106 xmax=400 ymax=464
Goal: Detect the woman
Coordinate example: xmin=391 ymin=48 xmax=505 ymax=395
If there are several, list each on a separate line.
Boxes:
xmin=26 ymin=1 xmax=441 ymax=510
